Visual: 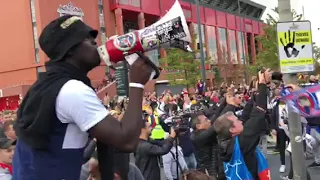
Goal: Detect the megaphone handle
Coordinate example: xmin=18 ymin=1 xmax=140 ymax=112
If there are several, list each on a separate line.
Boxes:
xmin=135 ymin=52 xmax=160 ymax=79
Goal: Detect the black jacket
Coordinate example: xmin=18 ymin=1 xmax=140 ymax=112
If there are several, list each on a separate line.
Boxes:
xmin=270 ymin=98 xmax=281 ymax=130
xmin=210 ymin=98 xmax=227 ymax=123
xmin=135 ymin=138 xmax=174 ymax=180
xmin=240 ymin=98 xmax=255 ymax=122
xmin=217 ymin=84 xmax=268 ymax=180
xmin=191 ymin=126 xmax=224 ymax=178
xmin=220 ymin=104 xmax=242 ymax=116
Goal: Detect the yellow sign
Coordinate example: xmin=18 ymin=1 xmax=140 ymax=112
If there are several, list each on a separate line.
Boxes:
xmin=277 ymin=21 xmax=314 ymax=73
xmin=280 ymin=58 xmax=313 ymax=67
xmin=278 ymin=31 xmax=312 ymax=46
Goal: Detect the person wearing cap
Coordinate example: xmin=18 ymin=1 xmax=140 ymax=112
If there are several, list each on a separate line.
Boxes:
xmin=13 ymin=15 xmax=154 ymax=180
xmin=0 ymin=138 xmax=15 ymax=180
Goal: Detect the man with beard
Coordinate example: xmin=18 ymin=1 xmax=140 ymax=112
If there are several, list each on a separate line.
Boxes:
xmin=13 ymin=15 xmax=153 ymax=180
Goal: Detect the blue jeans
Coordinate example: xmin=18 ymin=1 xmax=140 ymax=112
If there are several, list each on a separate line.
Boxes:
xmin=184 ymin=153 xmax=197 ymax=170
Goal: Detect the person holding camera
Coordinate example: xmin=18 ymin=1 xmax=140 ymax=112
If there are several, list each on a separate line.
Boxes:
xmin=213 ymin=69 xmax=272 ymax=180
xmin=135 ymin=121 xmax=177 ymax=180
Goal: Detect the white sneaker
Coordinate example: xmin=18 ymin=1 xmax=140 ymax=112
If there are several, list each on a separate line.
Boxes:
xmin=279 ymin=165 xmax=286 ymax=173
xmin=280 ymin=176 xmax=292 ymax=180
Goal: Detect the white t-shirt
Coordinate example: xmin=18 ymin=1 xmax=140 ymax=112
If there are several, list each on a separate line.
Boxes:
xmin=55 ymin=80 xmax=109 ymax=149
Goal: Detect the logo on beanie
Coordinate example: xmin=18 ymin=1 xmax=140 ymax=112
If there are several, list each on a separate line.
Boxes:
xmin=60 ymin=16 xmax=82 ymax=29
xmin=113 ymin=32 xmax=137 ymax=51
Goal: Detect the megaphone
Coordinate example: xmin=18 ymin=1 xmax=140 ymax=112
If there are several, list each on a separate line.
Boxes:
xmin=97 ymin=0 xmax=192 ymax=80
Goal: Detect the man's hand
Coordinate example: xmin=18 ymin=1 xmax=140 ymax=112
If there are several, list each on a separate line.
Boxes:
xmin=129 ymin=53 xmax=153 ymax=85
xmin=170 ymin=128 xmax=177 ymax=138
xmin=258 ymin=68 xmax=272 ymax=84
xmin=285 ymin=84 xmax=301 ymax=92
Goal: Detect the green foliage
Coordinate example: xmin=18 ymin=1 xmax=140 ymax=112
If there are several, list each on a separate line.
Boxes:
xmin=160 ymin=48 xmax=201 ymax=87
xmin=160 ymin=31 xmax=210 ymax=87
xmin=313 ymin=43 xmax=320 ymax=61
xmin=212 ymin=66 xmax=222 ymax=84
xmin=245 ymin=56 xmax=259 ymax=76
xmin=313 ymin=43 xmax=320 ymax=74
xmin=246 ymin=8 xmax=303 ymax=72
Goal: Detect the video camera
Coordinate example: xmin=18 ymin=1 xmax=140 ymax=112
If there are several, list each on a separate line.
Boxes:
xmin=168 ymin=105 xmax=206 ymax=133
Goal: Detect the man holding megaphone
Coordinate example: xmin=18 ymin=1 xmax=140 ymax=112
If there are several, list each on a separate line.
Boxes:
xmin=12 ymin=15 xmax=157 ymax=180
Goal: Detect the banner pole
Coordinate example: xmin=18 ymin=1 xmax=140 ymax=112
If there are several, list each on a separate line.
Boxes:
xmin=278 ymin=0 xmax=308 ymax=179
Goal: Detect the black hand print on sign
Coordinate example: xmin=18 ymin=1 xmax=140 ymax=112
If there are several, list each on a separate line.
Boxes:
xmin=280 ymin=30 xmax=305 ymax=58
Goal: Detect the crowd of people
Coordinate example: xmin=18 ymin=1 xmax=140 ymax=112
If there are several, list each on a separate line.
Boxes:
xmin=0 ymin=15 xmax=319 ymax=180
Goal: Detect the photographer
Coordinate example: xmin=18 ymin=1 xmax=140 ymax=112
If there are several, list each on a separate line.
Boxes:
xmin=159 ymin=103 xmax=197 ymax=171
xmin=190 ymin=113 xmax=224 ymax=179
xmin=135 ymin=121 xmax=176 ymax=180
xmin=213 ymin=69 xmax=272 ymax=180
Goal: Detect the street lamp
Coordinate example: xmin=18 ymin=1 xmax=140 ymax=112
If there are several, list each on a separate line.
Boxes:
xmin=195 ymin=0 xmax=207 ymax=87
xmin=237 ymin=0 xmax=248 ymax=84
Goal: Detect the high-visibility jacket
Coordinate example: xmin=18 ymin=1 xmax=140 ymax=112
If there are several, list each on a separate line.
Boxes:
xmin=147 ymin=115 xmax=165 ymax=140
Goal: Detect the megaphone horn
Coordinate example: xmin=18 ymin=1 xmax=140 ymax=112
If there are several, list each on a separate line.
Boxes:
xmin=97 ymin=0 xmax=191 ymax=79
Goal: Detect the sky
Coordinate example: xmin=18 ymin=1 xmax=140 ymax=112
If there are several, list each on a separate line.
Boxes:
xmin=252 ymin=0 xmax=320 ymax=45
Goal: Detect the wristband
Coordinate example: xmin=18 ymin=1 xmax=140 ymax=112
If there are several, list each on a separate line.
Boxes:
xmin=129 ymin=83 xmax=144 ymax=89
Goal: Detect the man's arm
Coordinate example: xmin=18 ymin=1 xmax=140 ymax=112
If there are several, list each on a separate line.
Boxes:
xmin=239 ymin=83 xmax=268 ymax=153
xmin=139 ymin=138 xmax=174 ymax=156
xmin=89 ymin=54 xmax=152 ymax=152
xmin=240 ymin=98 xmax=254 ymax=123
xmin=57 ymin=55 xmax=152 ymax=152
xmin=57 ymin=81 xmax=144 ymax=152
xmin=190 ymin=126 xmax=216 ymax=146
xmin=89 ymin=88 xmax=144 ymax=151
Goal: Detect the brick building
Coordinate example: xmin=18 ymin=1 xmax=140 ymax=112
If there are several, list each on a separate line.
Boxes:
xmin=0 ymin=0 xmax=265 ymax=104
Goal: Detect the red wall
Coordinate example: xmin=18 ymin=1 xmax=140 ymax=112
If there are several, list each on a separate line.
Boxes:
xmin=114 ymin=0 xmax=263 ymax=35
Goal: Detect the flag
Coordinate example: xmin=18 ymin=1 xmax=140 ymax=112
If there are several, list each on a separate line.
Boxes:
xmin=224 ymin=137 xmax=253 ymax=180
xmin=281 ymin=84 xmax=320 ymax=117
xmin=224 ymin=137 xmax=271 ymax=180
xmin=256 ymin=148 xmax=271 ymax=180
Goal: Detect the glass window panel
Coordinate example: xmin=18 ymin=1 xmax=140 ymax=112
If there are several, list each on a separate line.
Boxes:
xmin=228 ymin=30 xmax=238 ymax=64
xmin=206 ymin=26 xmax=218 ymax=64
xmin=194 ymin=24 xmax=206 ymax=58
xmin=131 ymin=0 xmax=140 ymax=7
xmin=218 ymin=28 xmax=228 ymax=63
xmin=245 ymin=24 xmax=252 ymax=32
xmin=237 ymin=31 xmax=246 ymax=64
xmin=119 ymin=0 xmax=129 ymax=5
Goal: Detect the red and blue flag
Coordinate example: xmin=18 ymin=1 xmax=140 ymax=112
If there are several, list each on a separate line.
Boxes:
xmin=224 ymin=137 xmax=271 ymax=180
xmin=256 ymin=148 xmax=271 ymax=180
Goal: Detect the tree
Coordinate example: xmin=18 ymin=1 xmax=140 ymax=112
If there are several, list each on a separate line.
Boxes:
xmin=246 ymin=8 xmax=303 ymax=74
xmin=313 ymin=43 xmax=320 ymax=74
xmin=160 ymin=48 xmax=202 ymax=88
xmin=313 ymin=43 xmax=320 ymax=61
